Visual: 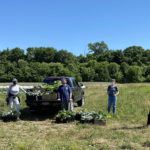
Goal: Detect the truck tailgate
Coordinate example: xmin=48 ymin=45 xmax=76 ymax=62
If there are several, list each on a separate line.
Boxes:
xmin=42 ymin=94 xmax=57 ymax=101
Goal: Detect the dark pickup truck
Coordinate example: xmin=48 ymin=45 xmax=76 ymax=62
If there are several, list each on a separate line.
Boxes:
xmin=25 ymin=77 xmax=85 ymax=110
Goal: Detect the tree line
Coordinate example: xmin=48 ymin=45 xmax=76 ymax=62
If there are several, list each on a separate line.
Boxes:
xmin=0 ymin=41 xmax=150 ymax=82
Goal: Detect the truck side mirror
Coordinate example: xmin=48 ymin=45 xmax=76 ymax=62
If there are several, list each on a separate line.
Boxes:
xmin=80 ymin=83 xmax=83 ymax=87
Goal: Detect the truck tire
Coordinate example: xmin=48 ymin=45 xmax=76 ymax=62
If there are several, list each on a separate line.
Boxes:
xmin=77 ymin=96 xmax=85 ymax=107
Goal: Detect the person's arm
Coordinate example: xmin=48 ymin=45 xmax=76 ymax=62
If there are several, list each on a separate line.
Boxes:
xmin=115 ymin=91 xmax=119 ymax=96
xmin=107 ymin=86 xmax=110 ymax=95
xmin=115 ymin=87 xmax=119 ymax=96
xmin=19 ymin=86 xmax=27 ymax=94
xmin=6 ymin=85 xmax=11 ymax=97
xmin=68 ymin=86 xmax=72 ymax=100
xmin=57 ymin=87 xmax=61 ymax=100
xmin=57 ymin=92 xmax=61 ymax=100
xmin=70 ymin=92 xmax=72 ymax=100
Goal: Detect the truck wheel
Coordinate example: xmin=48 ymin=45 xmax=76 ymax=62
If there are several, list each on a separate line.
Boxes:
xmin=77 ymin=96 xmax=85 ymax=107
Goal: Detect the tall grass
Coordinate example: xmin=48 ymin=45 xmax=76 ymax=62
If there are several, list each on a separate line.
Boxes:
xmin=0 ymin=83 xmax=150 ymax=150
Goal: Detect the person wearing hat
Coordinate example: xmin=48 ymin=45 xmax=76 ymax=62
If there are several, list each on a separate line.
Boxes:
xmin=6 ymin=78 xmax=27 ymax=120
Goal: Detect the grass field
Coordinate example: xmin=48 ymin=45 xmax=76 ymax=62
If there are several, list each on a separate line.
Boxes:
xmin=0 ymin=82 xmax=150 ymax=150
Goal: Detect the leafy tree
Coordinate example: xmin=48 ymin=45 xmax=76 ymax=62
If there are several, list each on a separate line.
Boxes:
xmin=0 ymin=49 xmax=11 ymax=62
xmin=8 ymin=48 xmax=25 ymax=62
xmin=26 ymin=47 xmax=36 ymax=62
xmin=94 ymin=62 xmax=110 ymax=81
xmin=54 ymin=50 xmax=77 ymax=65
xmin=126 ymin=66 xmax=143 ymax=82
xmin=26 ymin=47 xmax=57 ymax=63
xmin=80 ymin=67 xmax=95 ymax=81
xmin=111 ymin=50 xmax=124 ymax=64
xmin=88 ymin=41 xmax=108 ymax=55
xmin=77 ymin=54 xmax=86 ymax=63
xmin=108 ymin=63 xmax=119 ymax=78
xmin=120 ymin=62 xmax=129 ymax=82
xmin=0 ymin=42 xmax=150 ymax=83
xmin=35 ymin=47 xmax=57 ymax=63
xmin=124 ymin=46 xmax=144 ymax=58
xmin=144 ymin=65 xmax=150 ymax=78
xmin=97 ymin=50 xmax=112 ymax=62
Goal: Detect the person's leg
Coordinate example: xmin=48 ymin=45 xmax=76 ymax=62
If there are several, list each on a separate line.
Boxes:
xmin=9 ymin=97 xmax=14 ymax=112
xmin=61 ymin=101 xmax=65 ymax=110
xmin=108 ymin=97 xmax=113 ymax=113
xmin=13 ymin=97 xmax=20 ymax=112
xmin=65 ymin=101 xmax=69 ymax=110
xmin=113 ymin=97 xmax=117 ymax=114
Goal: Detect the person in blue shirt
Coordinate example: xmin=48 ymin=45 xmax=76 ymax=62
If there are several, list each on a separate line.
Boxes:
xmin=107 ymin=79 xmax=119 ymax=114
xmin=57 ymin=78 xmax=73 ymax=110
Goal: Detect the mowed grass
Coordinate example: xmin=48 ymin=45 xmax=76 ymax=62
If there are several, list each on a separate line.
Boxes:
xmin=0 ymin=83 xmax=150 ymax=150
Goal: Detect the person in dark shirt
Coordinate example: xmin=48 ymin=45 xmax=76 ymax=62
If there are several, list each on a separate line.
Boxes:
xmin=107 ymin=79 xmax=119 ymax=114
xmin=57 ymin=78 xmax=73 ymax=110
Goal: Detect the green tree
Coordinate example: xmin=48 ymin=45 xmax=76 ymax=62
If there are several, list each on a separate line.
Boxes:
xmin=80 ymin=67 xmax=95 ymax=81
xmin=108 ymin=63 xmax=123 ymax=82
xmin=88 ymin=41 xmax=108 ymax=55
xmin=126 ymin=66 xmax=143 ymax=82
xmin=123 ymin=46 xmax=144 ymax=65
xmin=120 ymin=62 xmax=129 ymax=82
xmin=111 ymin=50 xmax=124 ymax=64
xmin=54 ymin=50 xmax=77 ymax=65
xmin=94 ymin=62 xmax=110 ymax=81
xmin=8 ymin=48 xmax=25 ymax=62
xmin=97 ymin=50 xmax=112 ymax=62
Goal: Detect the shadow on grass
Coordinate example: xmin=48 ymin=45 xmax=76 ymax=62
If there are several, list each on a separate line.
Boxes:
xmin=112 ymin=125 xmax=149 ymax=130
xmin=20 ymin=107 xmax=60 ymax=121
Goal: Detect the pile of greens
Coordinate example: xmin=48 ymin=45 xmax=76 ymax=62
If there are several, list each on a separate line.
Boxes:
xmin=33 ymin=80 xmax=62 ymax=95
xmin=27 ymin=90 xmax=42 ymax=96
xmin=80 ymin=111 xmax=108 ymax=123
xmin=1 ymin=111 xmax=21 ymax=122
xmin=27 ymin=80 xmax=62 ymax=96
xmin=56 ymin=110 xmax=76 ymax=123
xmin=56 ymin=110 xmax=110 ymax=124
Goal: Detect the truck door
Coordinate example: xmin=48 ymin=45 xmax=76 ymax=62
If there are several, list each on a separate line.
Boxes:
xmin=72 ymin=79 xmax=81 ymax=101
xmin=75 ymin=80 xmax=82 ymax=100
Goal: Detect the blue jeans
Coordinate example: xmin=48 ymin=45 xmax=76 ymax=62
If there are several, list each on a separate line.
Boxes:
xmin=61 ymin=101 xmax=69 ymax=110
xmin=108 ymin=96 xmax=117 ymax=114
xmin=61 ymin=100 xmax=73 ymax=111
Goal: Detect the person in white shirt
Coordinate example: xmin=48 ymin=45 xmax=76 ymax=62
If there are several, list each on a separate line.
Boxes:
xmin=6 ymin=78 xmax=27 ymax=117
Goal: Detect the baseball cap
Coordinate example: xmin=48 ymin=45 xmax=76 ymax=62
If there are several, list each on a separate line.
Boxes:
xmin=12 ymin=78 xmax=18 ymax=82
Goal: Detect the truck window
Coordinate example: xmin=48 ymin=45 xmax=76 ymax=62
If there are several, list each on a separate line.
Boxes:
xmin=43 ymin=78 xmax=72 ymax=87
xmin=43 ymin=78 xmax=60 ymax=85
xmin=66 ymin=79 xmax=72 ymax=87
xmin=75 ymin=80 xmax=80 ymax=87
xmin=72 ymin=80 xmax=78 ymax=87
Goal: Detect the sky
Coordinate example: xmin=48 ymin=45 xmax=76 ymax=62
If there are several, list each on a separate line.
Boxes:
xmin=0 ymin=0 xmax=150 ymax=56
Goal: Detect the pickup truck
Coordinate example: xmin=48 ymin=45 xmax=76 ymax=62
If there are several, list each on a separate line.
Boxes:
xmin=25 ymin=77 xmax=85 ymax=110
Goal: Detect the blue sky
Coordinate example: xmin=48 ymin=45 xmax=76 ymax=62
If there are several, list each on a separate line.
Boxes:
xmin=0 ymin=0 xmax=150 ymax=56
